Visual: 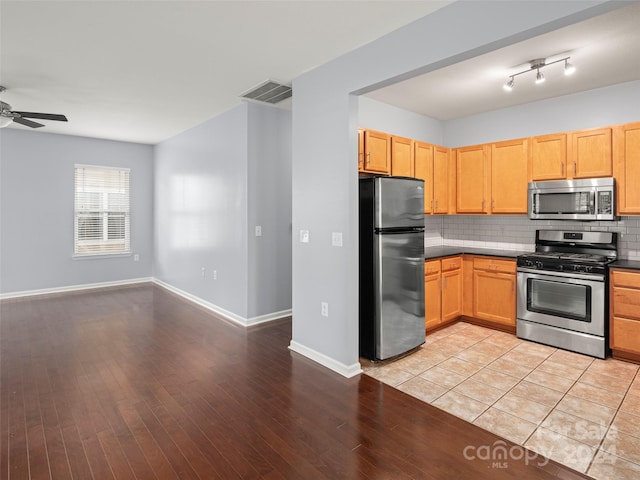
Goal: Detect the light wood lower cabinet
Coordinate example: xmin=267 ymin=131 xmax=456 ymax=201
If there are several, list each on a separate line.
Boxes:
xmin=610 ymin=269 xmax=640 ymax=359
xmin=424 ymin=256 xmax=462 ymax=332
xmin=472 ymin=257 xmax=517 ymax=328
xmin=424 ymin=260 xmax=441 ymax=331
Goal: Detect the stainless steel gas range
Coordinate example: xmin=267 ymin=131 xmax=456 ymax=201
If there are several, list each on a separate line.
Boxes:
xmin=516 ymin=230 xmax=617 ymax=359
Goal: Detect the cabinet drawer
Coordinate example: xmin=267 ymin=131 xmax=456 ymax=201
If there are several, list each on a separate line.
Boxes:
xmin=441 ymin=257 xmax=461 ymax=272
xmin=473 ymin=257 xmax=516 ymax=274
xmin=611 ymin=316 xmax=640 ymax=353
xmin=612 ymin=286 xmax=640 ymax=320
xmin=611 ymin=270 xmax=640 ymax=289
xmin=425 ymin=260 xmax=441 ymax=276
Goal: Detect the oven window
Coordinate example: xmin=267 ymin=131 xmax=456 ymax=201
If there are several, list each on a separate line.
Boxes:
xmin=535 ymin=192 xmax=591 ymax=214
xmin=527 ymin=278 xmax=591 ymax=322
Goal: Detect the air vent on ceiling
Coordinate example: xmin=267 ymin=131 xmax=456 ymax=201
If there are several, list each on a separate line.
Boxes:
xmin=240 ymin=80 xmax=292 ymax=104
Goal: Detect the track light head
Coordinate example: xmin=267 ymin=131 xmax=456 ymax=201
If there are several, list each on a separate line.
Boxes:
xmin=535 ymin=69 xmax=545 ymax=84
xmin=564 ymin=59 xmax=576 ymax=75
xmin=503 ymin=77 xmax=514 ymax=91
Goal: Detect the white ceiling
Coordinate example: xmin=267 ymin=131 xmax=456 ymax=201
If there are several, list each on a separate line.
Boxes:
xmin=0 ymin=0 xmax=450 ymax=144
xmin=366 ymin=2 xmax=640 ymax=120
xmin=1 ymin=2 xmax=639 ymax=145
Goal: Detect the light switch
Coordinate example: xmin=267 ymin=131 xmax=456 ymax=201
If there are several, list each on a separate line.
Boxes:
xmin=331 ymin=232 xmax=343 ymax=247
xmin=300 ymin=230 xmax=310 ymax=243
xmin=255 ymin=225 xmax=262 ymax=237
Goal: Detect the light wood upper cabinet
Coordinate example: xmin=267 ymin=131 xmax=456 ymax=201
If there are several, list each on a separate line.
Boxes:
xmin=456 ymin=145 xmax=488 ymax=213
xmin=414 ymin=141 xmax=434 ymax=213
xmin=358 ymin=129 xmax=365 ymax=172
xmin=569 ymin=127 xmax=612 ymax=179
xmin=614 ymin=122 xmax=640 ymax=215
xmin=415 ymin=142 xmax=450 ymax=214
xmin=391 ymin=136 xmax=414 ymax=178
xmin=529 ymin=133 xmax=567 ymax=181
xmin=361 ymin=129 xmax=391 ymax=174
xmin=490 ymin=138 xmax=528 ymax=214
xmin=530 ymin=128 xmax=612 ymax=182
xmin=433 ymin=146 xmax=450 ymax=214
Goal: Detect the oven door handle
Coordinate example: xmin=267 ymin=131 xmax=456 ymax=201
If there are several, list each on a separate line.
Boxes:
xmin=517 ymin=267 xmax=605 ymax=282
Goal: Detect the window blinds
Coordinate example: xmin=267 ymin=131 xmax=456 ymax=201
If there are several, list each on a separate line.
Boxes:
xmin=74 ymin=165 xmax=130 ymax=255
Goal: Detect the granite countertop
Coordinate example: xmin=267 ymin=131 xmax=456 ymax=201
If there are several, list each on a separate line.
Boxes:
xmin=424 ymin=246 xmax=532 ymax=260
xmin=609 ymin=259 xmax=640 ymax=271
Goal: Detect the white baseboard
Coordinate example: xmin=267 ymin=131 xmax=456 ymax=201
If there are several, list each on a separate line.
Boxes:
xmin=152 ymin=278 xmax=291 ymax=327
xmin=0 ymin=277 xmax=153 ymax=301
xmin=288 ymin=340 xmax=363 ymax=378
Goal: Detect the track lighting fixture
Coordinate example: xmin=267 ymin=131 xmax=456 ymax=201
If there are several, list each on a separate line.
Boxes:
xmin=502 ymin=56 xmax=574 ymax=91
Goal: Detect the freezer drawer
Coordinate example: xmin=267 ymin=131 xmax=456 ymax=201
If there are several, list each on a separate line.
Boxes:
xmin=374 ymin=230 xmax=425 ymax=359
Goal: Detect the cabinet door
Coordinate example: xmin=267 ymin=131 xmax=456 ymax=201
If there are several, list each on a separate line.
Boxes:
xmin=530 ymin=134 xmax=567 ymax=181
xmin=358 ymin=129 xmax=365 ymax=172
xmin=473 ymin=271 xmax=516 ymax=326
xmin=569 ymin=127 xmax=612 ymax=179
xmin=363 ymin=130 xmax=391 ymax=174
xmin=456 ymin=145 xmax=487 ymax=213
xmin=610 ymin=316 xmax=640 ymax=354
xmin=391 ymin=136 xmax=414 ymax=177
xmin=491 ymin=139 xmax=528 ymax=213
xmin=614 ymin=122 xmax=640 ymax=214
xmin=414 ymin=141 xmax=434 ymax=213
xmin=442 ymin=269 xmax=462 ymax=322
xmin=610 ymin=269 xmax=640 ymax=354
xmin=425 ymin=273 xmax=441 ymax=331
xmin=433 ymin=146 xmax=449 ymax=214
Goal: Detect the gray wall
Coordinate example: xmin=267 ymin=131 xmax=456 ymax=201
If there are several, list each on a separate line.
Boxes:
xmin=291 ymin=0 xmax=618 ymax=375
xmin=153 ymin=102 xmax=292 ymax=322
xmin=154 ymin=104 xmax=250 ymax=317
xmin=444 ymin=80 xmax=640 ymax=147
xmin=358 ymin=96 xmax=444 ymax=145
xmin=0 ymin=129 xmax=153 ymax=295
xmin=247 ymin=103 xmax=292 ymax=318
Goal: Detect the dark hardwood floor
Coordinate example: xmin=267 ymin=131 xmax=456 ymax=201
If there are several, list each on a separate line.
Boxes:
xmin=0 ymin=284 xmax=590 ymax=479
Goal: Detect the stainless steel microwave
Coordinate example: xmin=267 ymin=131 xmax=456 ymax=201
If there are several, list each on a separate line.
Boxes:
xmin=528 ymin=177 xmax=616 ymax=221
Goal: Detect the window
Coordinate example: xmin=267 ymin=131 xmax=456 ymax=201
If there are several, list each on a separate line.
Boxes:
xmin=74 ymin=165 xmax=130 ymax=255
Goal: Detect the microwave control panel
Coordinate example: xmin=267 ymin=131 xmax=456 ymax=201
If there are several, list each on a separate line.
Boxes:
xmin=598 ymin=191 xmax=613 ymax=214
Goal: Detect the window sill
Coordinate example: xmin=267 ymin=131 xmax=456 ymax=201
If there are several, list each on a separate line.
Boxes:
xmin=72 ymin=252 xmax=132 ymax=260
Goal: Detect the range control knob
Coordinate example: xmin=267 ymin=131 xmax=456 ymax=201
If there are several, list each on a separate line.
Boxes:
xmin=584 ymin=265 xmax=593 ymax=273
xmin=535 ymin=261 xmax=543 ymax=269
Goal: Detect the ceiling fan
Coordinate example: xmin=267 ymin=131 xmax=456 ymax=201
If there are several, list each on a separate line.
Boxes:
xmin=0 ymin=86 xmax=68 ymax=129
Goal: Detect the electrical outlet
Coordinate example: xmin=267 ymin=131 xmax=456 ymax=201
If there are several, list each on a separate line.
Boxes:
xmin=213 ymin=270 xmax=217 ymax=280
xmin=321 ymin=302 xmax=329 ymax=317
xmin=133 ymin=254 xmax=140 ymax=262
xmin=201 ymin=267 xmax=206 ymax=278
xmin=255 ymin=225 xmax=262 ymax=237
xmin=300 ymin=230 xmax=310 ymax=243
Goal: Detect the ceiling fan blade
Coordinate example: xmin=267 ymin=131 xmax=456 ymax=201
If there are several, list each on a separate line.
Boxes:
xmin=13 ymin=111 xmax=68 ymax=122
xmin=13 ymin=117 xmax=45 ymax=128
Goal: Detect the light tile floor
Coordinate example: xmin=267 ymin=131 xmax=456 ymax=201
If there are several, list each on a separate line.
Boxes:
xmin=362 ymin=322 xmax=640 ymax=479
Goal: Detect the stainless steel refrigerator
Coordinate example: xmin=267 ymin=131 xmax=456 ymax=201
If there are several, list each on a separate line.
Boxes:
xmin=359 ymin=176 xmax=425 ymax=360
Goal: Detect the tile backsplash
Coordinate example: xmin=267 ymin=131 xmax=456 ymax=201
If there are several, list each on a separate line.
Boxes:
xmin=424 ymin=215 xmax=640 ymax=260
